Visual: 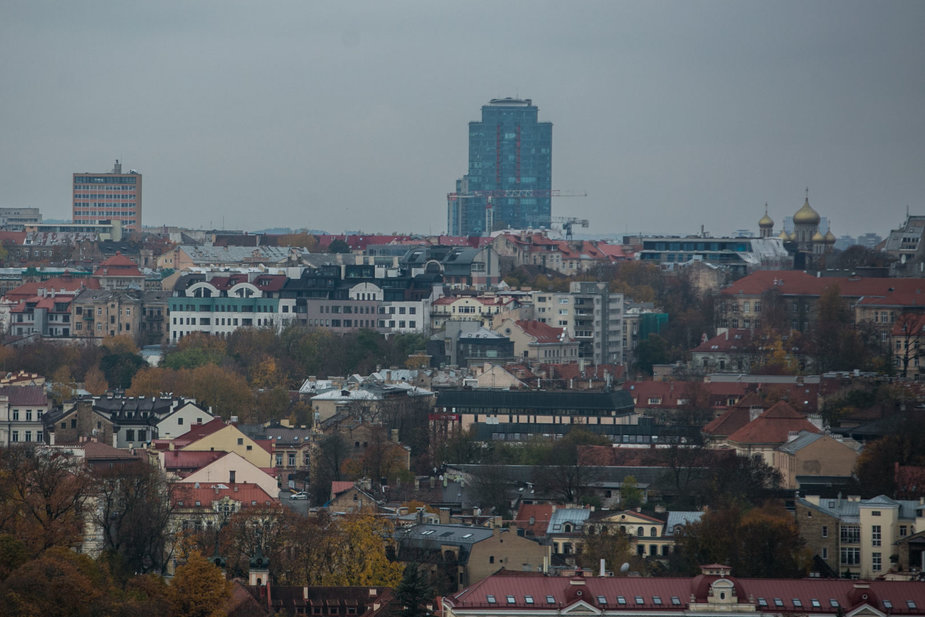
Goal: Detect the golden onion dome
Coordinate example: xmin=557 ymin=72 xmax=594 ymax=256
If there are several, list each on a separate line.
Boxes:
xmin=793 ymin=197 xmax=821 ymax=225
xmin=825 ymin=230 xmax=836 ymax=244
xmin=758 ymin=204 xmax=774 ymax=229
xmin=778 ymin=230 xmax=790 ymax=241
xmin=812 ymin=231 xmax=825 ymax=242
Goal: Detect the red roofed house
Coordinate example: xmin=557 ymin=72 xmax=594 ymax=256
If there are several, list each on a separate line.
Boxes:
xmin=170 ymin=481 xmax=276 ymax=545
xmin=92 ymin=252 xmax=145 ymax=290
xmin=725 ymin=400 xmax=821 ymax=467
xmin=495 ymin=318 xmax=579 ymax=363
xmin=175 ymin=451 xmax=278 ymax=499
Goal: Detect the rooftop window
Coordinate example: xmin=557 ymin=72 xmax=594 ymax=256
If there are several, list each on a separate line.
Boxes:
xmin=671 ymin=597 xmax=681 ymax=606
xmin=597 ymin=597 xmax=607 ymax=605
xmin=486 ymin=595 xmax=496 ymax=604
xmin=617 ymin=596 xmax=626 ymax=606
xmin=545 ymin=596 xmax=555 ymax=605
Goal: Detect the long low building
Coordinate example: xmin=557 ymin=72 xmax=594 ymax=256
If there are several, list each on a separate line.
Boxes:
xmin=442 ymin=566 xmax=925 ymax=617
xmin=433 ymin=389 xmax=636 ymax=433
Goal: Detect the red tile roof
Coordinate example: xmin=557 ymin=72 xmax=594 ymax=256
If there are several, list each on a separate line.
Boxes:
xmin=172 ymin=417 xmax=227 ymax=447
xmin=726 ymin=400 xmax=820 ymax=445
xmin=330 ymin=481 xmax=355 ymax=496
xmin=513 ymin=504 xmax=554 ymax=537
xmin=162 ymin=450 xmax=226 ymax=475
xmin=724 ymin=270 xmax=925 ymax=300
xmin=702 ymin=408 xmax=751 ymax=437
xmin=515 ymin=320 xmax=567 ymax=343
xmin=4 ymin=276 xmax=99 ymax=303
xmin=93 ymin=252 xmax=143 ymax=277
xmin=172 ymin=482 xmax=276 ymax=508
xmin=446 ymin=572 xmax=925 ymax=614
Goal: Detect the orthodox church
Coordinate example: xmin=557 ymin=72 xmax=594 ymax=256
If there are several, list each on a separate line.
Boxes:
xmin=759 ymin=190 xmax=835 ymax=270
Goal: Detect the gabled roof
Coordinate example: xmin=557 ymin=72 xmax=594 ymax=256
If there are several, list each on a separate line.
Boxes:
xmin=514 ymin=503 xmax=555 ymax=537
xmin=3 ymin=276 xmax=100 ymax=303
xmin=515 ymin=320 xmax=568 ymax=344
xmin=727 ymin=401 xmax=820 ymax=445
xmin=172 ymin=417 xmax=227 ymax=447
xmin=93 ymin=252 xmax=143 ymax=277
xmin=162 ymin=450 xmax=226 ymax=474
xmin=702 ymin=407 xmax=751 ymax=437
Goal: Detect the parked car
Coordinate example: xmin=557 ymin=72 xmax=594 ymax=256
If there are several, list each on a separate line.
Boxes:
xmin=289 ymin=491 xmax=308 ymax=500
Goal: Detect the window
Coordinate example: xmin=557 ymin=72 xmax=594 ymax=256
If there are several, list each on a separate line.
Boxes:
xmin=597 ymin=596 xmax=607 ymax=605
xmin=635 ymin=596 xmax=644 ymax=605
xmin=506 ymin=596 xmax=515 ymax=605
xmin=883 ymin=601 xmax=893 ymax=609
xmin=792 ymin=599 xmax=802 ymax=608
xmin=758 ymin=598 xmax=768 ymax=608
xmin=840 ymin=547 xmax=860 ymax=565
xmin=653 ymin=597 xmax=662 ymax=606
xmin=671 ymin=597 xmax=681 ymax=606
xmin=872 ymin=525 xmax=881 ymax=546
xmin=774 ymin=599 xmax=784 ymax=608
xmin=811 ymin=599 xmax=821 ymax=608
xmin=871 ymin=510 xmax=881 ymax=516
xmin=486 ymin=595 xmax=496 ymax=604
xmin=872 ymin=552 xmax=881 ymax=572
xmin=841 ymin=525 xmax=860 ymax=544
xmin=900 ymin=525 xmax=908 ymax=537
xmin=525 ymin=596 xmax=534 ymax=605
xmin=821 ymin=525 xmax=827 ymax=538
xmin=11 ymin=431 xmax=18 ymax=442
xmin=617 ymin=596 xmax=626 ymax=606
xmin=546 ymin=596 xmax=555 ymax=605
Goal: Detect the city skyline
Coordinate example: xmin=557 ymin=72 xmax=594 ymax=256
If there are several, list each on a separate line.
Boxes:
xmin=2 ymin=1 xmax=924 ymax=238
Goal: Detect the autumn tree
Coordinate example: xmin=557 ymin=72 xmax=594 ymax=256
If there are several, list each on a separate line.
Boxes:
xmin=0 ymin=446 xmax=91 ymax=553
xmin=672 ymin=503 xmax=808 ymax=577
xmin=169 ymin=551 xmax=232 ymax=617
xmin=576 ymin=528 xmax=633 ymax=573
xmin=0 ymin=547 xmax=111 ymax=617
xmin=218 ymin=503 xmax=292 ymax=580
xmin=320 ymin=515 xmax=403 ymax=587
xmin=83 ymin=364 xmax=109 ymax=395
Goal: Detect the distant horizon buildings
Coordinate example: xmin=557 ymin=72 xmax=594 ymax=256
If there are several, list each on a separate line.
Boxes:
xmin=72 ymin=160 xmax=142 ymax=233
xmin=448 ymin=98 xmax=552 ymax=237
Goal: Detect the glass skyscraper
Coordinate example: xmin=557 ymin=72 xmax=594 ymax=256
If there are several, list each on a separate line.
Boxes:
xmin=448 ymin=98 xmax=552 ymax=236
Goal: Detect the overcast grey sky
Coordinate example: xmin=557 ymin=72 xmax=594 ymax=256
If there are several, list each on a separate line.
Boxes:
xmin=2 ymin=1 xmax=923 ymax=239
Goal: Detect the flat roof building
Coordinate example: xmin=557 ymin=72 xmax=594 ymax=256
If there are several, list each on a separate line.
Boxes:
xmin=72 ymin=160 xmax=142 ymax=232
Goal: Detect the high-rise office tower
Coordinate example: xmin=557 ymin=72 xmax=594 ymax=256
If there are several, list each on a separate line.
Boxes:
xmin=73 ymin=160 xmax=142 ymax=232
xmin=448 ymin=98 xmax=552 ymax=236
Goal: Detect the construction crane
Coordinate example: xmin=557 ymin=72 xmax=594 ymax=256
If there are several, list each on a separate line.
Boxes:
xmin=446 ymin=189 xmax=587 ymax=235
xmin=550 ymin=216 xmax=590 ymax=240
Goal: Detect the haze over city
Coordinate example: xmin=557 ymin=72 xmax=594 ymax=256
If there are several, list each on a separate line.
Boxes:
xmin=2 ymin=0 xmax=924 ymax=238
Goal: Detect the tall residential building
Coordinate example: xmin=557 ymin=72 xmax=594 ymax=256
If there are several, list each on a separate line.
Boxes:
xmin=448 ymin=98 xmax=552 ymax=237
xmin=533 ymin=282 xmax=624 ymax=365
xmin=72 ymin=160 xmax=142 ymax=232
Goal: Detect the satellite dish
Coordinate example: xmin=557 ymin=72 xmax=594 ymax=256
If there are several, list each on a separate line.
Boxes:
xmin=620 ymin=562 xmax=630 ymax=573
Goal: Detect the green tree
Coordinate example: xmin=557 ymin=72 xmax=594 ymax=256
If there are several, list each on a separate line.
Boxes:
xmin=169 ymin=551 xmax=232 ymax=617
xmin=620 ymin=475 xmax=643 ymax=509
xmin=328 ymin=238 xmax=351 ymax=253
xmin=395 ymin=563 xmax=434 ymax=617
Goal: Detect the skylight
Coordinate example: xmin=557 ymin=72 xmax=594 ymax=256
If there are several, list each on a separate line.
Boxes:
xmin=617 ymin=596 xmax=626 ymax=606
xmin=546 ymin=596 xmax=555 ymax=605
xmin=635 ymin=596 xmax=644 ymax=605
xmin=774 ymin=598 xmax=784 ymax=607
xmin=597 ymin=597 xmax=607 ymax=605
xmin=653 ymin=597 xmax=662 ymax=605
xmin=486 ymin=595 xmax=496 ymax=604
xmin=506 ymin=596 xmax=515 ymax=605
xmin=811 ymin=599 xmax=821 ymax=608
xmin=793 ymin=599 xmax=803 ymax=608
xmin=525 ymin=596 xmax=534 ymax=605
xmin=671 ymin=597 xmax=681 ymax=606
xmin=758 ymin=598 xmax=768 ymax=608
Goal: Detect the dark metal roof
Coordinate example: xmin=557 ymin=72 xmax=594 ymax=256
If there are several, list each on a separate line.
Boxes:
xmin=436 ymin=389 xmax=634 ymax=413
